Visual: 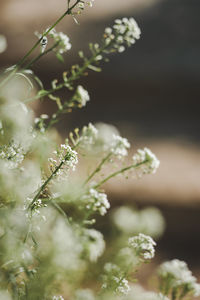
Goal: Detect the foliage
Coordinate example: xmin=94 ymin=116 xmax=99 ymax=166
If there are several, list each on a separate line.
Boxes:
xmin=0 ymin=1 xmax=199 ymax=299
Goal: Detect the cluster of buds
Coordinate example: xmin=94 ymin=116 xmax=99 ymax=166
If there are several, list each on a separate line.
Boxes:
xmin=73 ymin=85 xmax=90 ymax=107
xmin=102 ymin=263 xmax=130 ymax=295
xmin=132 ymin=147 xmax=160 ymax=174
xmin=78 ymin=0 xmax=94 ymax=10
xmin=48 ymin=143 xmax=78 ymax=180
xmin=158 ymin=259 xmax=200 ymax=298
xmin=128 ymin=233 xmax=156 ymax=260
xmin=48 ymin=28 xmax=72 ymax=55
xmin=103 ymin=17 xmax=141 ymax=53
xmin=82 ymin=188 xmax=110 ymax=216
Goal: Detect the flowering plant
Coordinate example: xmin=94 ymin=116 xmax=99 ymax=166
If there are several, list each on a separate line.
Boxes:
xmin=0 ymin=1 xmax=199 ymax=300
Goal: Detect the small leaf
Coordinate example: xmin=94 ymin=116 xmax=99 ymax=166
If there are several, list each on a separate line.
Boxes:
xmin=56 ymin=53 xmax=64 ymax=63
xmin=38 ymin=89 xmax=48 ymax=97
xmin=87 ymin=65 xmax=102 ymax=72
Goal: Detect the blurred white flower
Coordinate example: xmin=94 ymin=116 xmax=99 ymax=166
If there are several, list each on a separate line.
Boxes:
xmin=0 ymin=35 xmax=7 ymax=54
xmin=158 ymin=259 xmax=200 ymax=297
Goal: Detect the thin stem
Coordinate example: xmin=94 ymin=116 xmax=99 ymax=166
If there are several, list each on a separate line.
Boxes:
xmin=28 ymin=141 xmax=80 ymax=210
xmin=46 ymin=95 xmax=75 ymax=129
xmin=23 ymin=41 xmax=60 ymax=70
xmin=28 ymin=159 xmax=65 ymax=210
xmin=0 ymin=0 xmax=81 ymax=89
xmin=50 ymin=200 xmax=70 ymax=225
xmin=83 ymin=152 xmax=112 ymax=186
xmin=93 ymin=160 xmax=148 ymax=189
xmin=24 ymin=41 xmax=112 ymax=104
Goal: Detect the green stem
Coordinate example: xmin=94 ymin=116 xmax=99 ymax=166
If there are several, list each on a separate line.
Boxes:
xmin=28 ymin=141 xmax=80 ymax=210
xmin=0 ymin=0 xmax=81 ymax=89
xmin=24 ymin=41 xmax=112 ymax=104
xmin=23 ymin=41 xmax=60 ymax=70
xmin=93 ymin=160 xmax=148 ymax=189
xmin=83 ymin=152 xmax=112 ymax=186
xmin=28 ymin=159 xmax=65 ymax=210
xmin=50 ymin=200 xmax=70 ymax=225
xmin=46 ymin=95 xmax=75 ymax=129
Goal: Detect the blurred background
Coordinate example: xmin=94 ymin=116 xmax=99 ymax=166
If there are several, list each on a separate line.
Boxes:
xmin=0 ymin=0 xmax=200 ymax=283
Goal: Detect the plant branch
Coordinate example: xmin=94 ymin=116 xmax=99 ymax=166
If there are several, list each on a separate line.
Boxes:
xmin=83 ymin=152 xmax=112 ymax=186
xmin=93 ymin=160 xmax=148 ymax=189
xmin=0 ymin=0 xmax=81 ymax=89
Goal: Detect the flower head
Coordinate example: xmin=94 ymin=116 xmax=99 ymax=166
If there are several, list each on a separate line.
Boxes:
xmin=158 ymin=259 xmax=200 ymax=298
xmin=103 ymin=17 xmax=141 ymax=53
xmin=132 ymin=147 xmax=160 ymax=174
xmin=75 ymin=85 xmax=90 ymax=107
xmin=128 ymin=233 xmax=156 ymax=260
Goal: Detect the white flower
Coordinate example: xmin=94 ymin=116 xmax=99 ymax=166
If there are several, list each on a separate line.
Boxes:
xmin=128 ymin=233 xmax=156 ymax=260
xmin=81 ymin=123 xmax=130 ymax=158
xmin=84 ymin=188 xmax=110 ymax=216
xmin=116 ymin=278 xmax=130 ymax=295
xmin=82 ymin=229 xmax=105 ymax=262
xmin=76 ymin=85 xmax=90 ymax=107
xmin=52 ymin=296 xmax=64 ymax=300
xmin=0 ymin=142 xmax=24 ymax=169
xmin=80 ymin=123 xmax=98 ymax=147
xmin=132 ymin=147 xmax=160 ymax=174
xmin=48 ymin=144 xmax=78 ymax=179
xmin=104 ymin=17 xmax=141 ymax=53
xmin=110 ymin=134 xmax=130 ymax=158
xmin=0 ymin=35 xmax=7 ymax=54
xmin=158 ymin=259 xmax=200 ymax=297
xmin=41 ymin=28 xmax=72 ymax=55
xmin=126 ymin=285 xmax=170 ymax=300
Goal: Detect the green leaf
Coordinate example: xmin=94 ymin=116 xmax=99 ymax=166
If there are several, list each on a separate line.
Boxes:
xmin=38 ymin=89 xmax=48 ymax=97
xmin=56 ymin=53 xmax=64 ymax=63
xmin=87 ymin=65 xmax=102 ymax=72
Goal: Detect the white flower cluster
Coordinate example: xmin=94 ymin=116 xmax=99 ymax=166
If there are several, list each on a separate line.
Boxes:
xmin=0 ymin=143 xmax=24 ymax=169
xmin=116 ymin=278 xmax=130 ymax=295
xmin=112 ymin=206 xmax=165 ymax=238
xmin=49 ymin=28 xmax=71 ymax=54
xmin=128 ymin=233 xmax=156 ymax=260
xmin=80 ymin=123 xmax=98 ymax=146
xmin=102 ymin=263 xmax=130 ymax=295
xmin=110 ymin=134 xmax=130 ymax=158
xmin=104 ymin=18 xmax=141 ymax=53
xmin=158 ymin=259 xmax=200 ymax=297
xmin=48 ymin=144 xmax=78 ymax=179
xmin=83 ymin=188 xmax=110 ymax=216
xmin=82 ymin=228 xmax=105 ymax=262
xmin=78 ymin=0 xmax=94 ymax=10
xmin=124 ymin=285 xmax=170 ymax=300
xmin=34 ymin=114 xmax=49 ymax=133
xmin=80 ymin=123 xmax=130 ymax=159
xmin=132 ymin=147 xmax=160 ymax=174
xmin=75 ymin=85 xmax=90 ymax=107
xmin=52 ymin=296 xmax=64 ymax=300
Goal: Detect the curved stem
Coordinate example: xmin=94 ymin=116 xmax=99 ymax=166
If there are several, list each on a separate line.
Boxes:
xmin=0 ymin=0 xmax=81 ymax=89
xmin=28 ymin=159 xmax=65 ymax=210
xmin=23 ymin=41 xmax=60 ymax=70
xmin=83 ymin=152 xmax=112 ymax=186
xmin=93 ymin=160 xmax=148 ymax=189
xmin=24 ymin=41 xmax=112 ymax=104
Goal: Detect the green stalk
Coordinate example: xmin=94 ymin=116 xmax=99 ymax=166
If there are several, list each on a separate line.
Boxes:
xmin=94 ymin=160 xmax=148 ymax=189
xmin=0 ymin=0 xmax=81 ymax=89
xmin=83 ymin=152 xmax=112 ymax=186
xmin=24 ymin=40 xmax=114 ymax=104
xmin=23 ymin=41 xmax=60 ymax=70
